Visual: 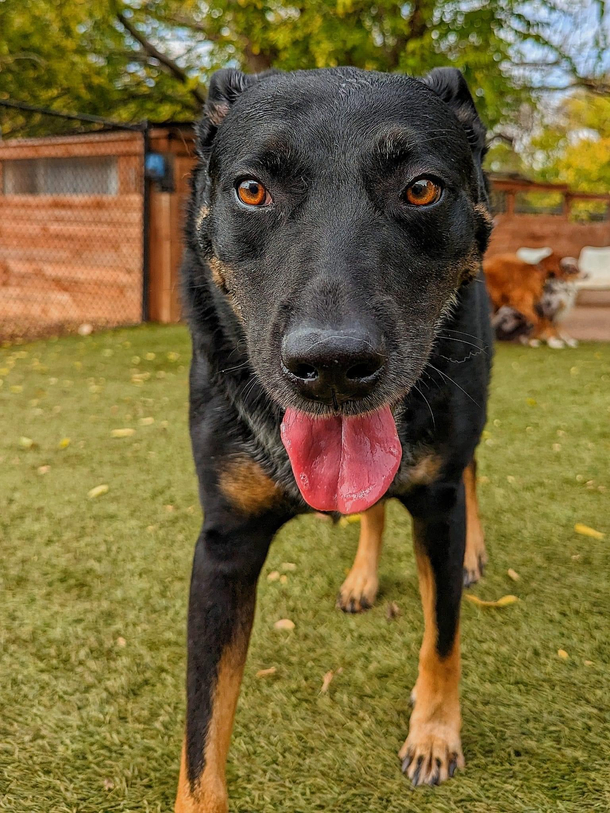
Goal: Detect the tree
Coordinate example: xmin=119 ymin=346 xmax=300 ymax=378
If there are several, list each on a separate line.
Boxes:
xmin=0 ymin=0 xmax=608 ymax=139
xmin=527 ymin=92 xmax=610 ymax=194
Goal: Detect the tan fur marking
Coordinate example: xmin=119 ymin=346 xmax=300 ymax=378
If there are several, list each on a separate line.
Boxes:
xmin=207 ymin=256 xmax=229 ymax=292
xmin=474 ymin=202 xmax=494 ymax=230
xmin=196 ymin=205 xmax=210 ymax=230
xmin=458 ymin=246 xmax=483 ymax=284
xmin=463 ymin=459 xmax=487 ymax=584
xmin=218 ymin=457 xmax=280 ymax=515
xmin=399 ymin=527 xmax=463 ymax=785
xmin=338 ymin=501 xmax=385 ymax=612
xmin=408 ymin=452 xmax=442 ymax=486
xmin=208 ymin=101 xmax=230 ymax=127
xmin=207 ymin=257 xmax=244 ymax=321
xmin=175 ymin=640 xmax=247 ymax=813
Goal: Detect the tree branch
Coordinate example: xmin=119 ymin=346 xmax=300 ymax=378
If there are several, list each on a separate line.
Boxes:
xmin=116 ymin=12 xmax=206 ymax=106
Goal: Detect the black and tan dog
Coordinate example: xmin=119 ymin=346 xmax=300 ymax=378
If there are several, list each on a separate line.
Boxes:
xmin=177 ymin=66 xmax=493 ymax=812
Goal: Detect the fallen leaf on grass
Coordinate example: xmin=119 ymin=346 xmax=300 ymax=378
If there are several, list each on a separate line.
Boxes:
xmin=338 ymin=514 xmax=361 ymax=527
xmin=139 ymin=417 xmax=155 ymax=425
xmin=320 ymin=671 xmax=335 ymax=694
xmin=267 ymin=571 xmax=280 ymax=582
xmin=111 ymin=428 xmax=136 ymax=438
xmin=274 ymin=619 xmax=295 ymax=631
xmin=584 ymin=660 xmax=593 ymax=667
xmin=281 ymin=562 xmax=297 ymax=572
xmin=386 ymin=601 xmax=401 ymax=620
xmin=58 ymin=437 xmax=71 ymax=449
xmin=10 ymin=385 xmax=23 ymax=394
xmin=37 ymin=465 xmax=50 ymax=475
xmin=280 ymin=575 xmax=288 ymax=584
xmin=256 ymin=667 xmax=277 ymax=678
xmin=507 ymin=568 xmax=520 ymax=581
xmin=574 ymin=523 xmax=605 ymax=540
xmin=464 ymin=594 xmax=519 ymax=608
xmin=557 ymin=649 xmax=569 ymax=660
xmin=116 ymin=637 xmax=126 ymax=647
xmin=103 ymin=778 xmax=114 ymax=791
xmin=18 ymin=436 xmax=35 ymax=449
xmin=88 ymin=484 xmax=109 ymax=499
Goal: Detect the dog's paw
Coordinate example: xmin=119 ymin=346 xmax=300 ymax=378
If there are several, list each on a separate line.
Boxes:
xmin=399 ymin=730 xmax=464 ymax=787
xmin=547 ymin=337 xmax=565 ymax=349
xmin=564 ymin=337 xmax=578 ymax=348
xmin=463 ymin=544 xmax=487 ymax=588
xmin=463 ymin=552 xmax=487 ymax=587
xmin=528 ymin=338 xmax=541 ymax=348
xmin=337 ymin=569 xmax=378 ymax=613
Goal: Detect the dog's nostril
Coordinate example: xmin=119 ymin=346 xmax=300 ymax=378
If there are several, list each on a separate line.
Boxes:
xmin=346 ymin=360 xmax=381 ymax=381
xmin=293 ymin=363 xmax=318 ymax=381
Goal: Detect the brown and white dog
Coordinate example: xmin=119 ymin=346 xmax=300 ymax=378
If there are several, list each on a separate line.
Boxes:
xmin=484 ymin=249 xmax=580 ymax=347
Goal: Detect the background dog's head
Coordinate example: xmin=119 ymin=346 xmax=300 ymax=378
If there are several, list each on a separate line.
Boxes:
xmin=191 ymin=67 xmax=492 ymax=416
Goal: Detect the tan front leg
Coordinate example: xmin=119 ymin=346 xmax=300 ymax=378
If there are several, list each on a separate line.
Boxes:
xmin=462 ymin=459 xmax=487 ymax=586
xmin=399 ymin=515 xmax=464 ymax=786
xmin=337 ymin=501 xmax=385 ymax=612
xmin=176 ymin=635 xmax=248 ymax=813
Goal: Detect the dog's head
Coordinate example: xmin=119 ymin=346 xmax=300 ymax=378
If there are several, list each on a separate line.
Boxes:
xmin=539 ymin=253 xmax=581 ymax=281
xmin=191 ymin=67 xmax=492 ymax=512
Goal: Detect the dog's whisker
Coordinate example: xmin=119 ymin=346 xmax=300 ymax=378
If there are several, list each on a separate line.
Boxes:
xmin=426 ymin=363 xmax=481 ymax=408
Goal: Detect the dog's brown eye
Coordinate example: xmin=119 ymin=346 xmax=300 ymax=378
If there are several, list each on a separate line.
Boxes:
xmin=236 ymin=179 xmax=270 ymax=207
xmin=405 ymin=179 xmax=442 ymax=207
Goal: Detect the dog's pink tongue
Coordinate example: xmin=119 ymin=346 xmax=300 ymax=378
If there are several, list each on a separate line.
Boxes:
xmin=281 ymin=406 xmax=402 ymax=514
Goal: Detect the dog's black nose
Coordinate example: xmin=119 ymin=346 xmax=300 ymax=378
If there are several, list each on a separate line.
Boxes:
xmin=281 ymin=327 xmax=386 ymax=404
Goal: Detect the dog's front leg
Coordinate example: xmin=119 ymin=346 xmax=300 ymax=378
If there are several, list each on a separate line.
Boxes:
xmin=400 ymin=480 xmax=466 ymax=786
xmin=175 ymin=510 xmax=283 ymax=813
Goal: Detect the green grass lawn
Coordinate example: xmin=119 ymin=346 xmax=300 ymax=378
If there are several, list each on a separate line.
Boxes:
xmin=1 ymin=326 xmax=609 ymax=813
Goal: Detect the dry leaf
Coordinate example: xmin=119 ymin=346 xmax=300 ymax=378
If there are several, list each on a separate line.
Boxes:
xmin=584 ymin=660 xmax=593 ymax=667
xmin=386 ymin=601 xmax=401 ymax=620
xmin=274 ymin=619 xmax=295 ymax=631
xmin=256 ymin=667 xmax=277 ymax=678
xmin=88 ymin=484 xmax=109 ymax=499
xmin=281 ymin=562 xmax=297 ymax=572
xmin=103 ymin=778 xmax=114 ymax=791
xmin=37 ymin=465 xmax=51 ymax=475
xmin=145 ymin=352 xmax=156 ymax=361
xmin=139 ymin=417 xmax=155 ymax=425
xmin=464 ymin=594 xmax=519 ymax=608
xmin=58 ymin=437 xmax=71 ymax=449
xmin=507 ymin=568 xmax=520 ymax=581
xmin=320 ymin=671 xmax=335 ymax=694
xmin=116 ymin=637 xmax=126 ymax=647
xmin=267 ymin=571 xmax=280 ymax=582
xmin=18 ymin=436 xmax=35 ymax=449
xmin=557 ymin=649 xmax=569 ymax=660
xmin=111 ymin=428 xmax=135 ymax=438
xmin=574 ymin=523 xmax=605 ymax=540
xmin=280 ymin=575 xmax=288 ymax=585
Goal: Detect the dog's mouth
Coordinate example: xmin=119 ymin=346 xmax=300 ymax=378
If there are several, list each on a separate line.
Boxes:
xmin=280 ymin=404 xmax=402 ymax=514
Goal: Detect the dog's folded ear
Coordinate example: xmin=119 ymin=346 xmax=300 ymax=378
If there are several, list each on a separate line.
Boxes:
xmin=197 ymin=68 xmax=277 ymax=157
xmin=422 ymin=68 xmax=488 ymax=202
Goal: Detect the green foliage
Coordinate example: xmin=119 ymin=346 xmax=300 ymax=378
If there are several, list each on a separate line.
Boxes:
xmin=528 ymin=92 xmax=610 ymax=195
xmin=0 ymin=0 xmax=602 ymax=138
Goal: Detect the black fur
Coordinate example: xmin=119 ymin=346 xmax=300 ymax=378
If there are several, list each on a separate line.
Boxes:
xmin=181 ymin=66 xmax=493 ymax=796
